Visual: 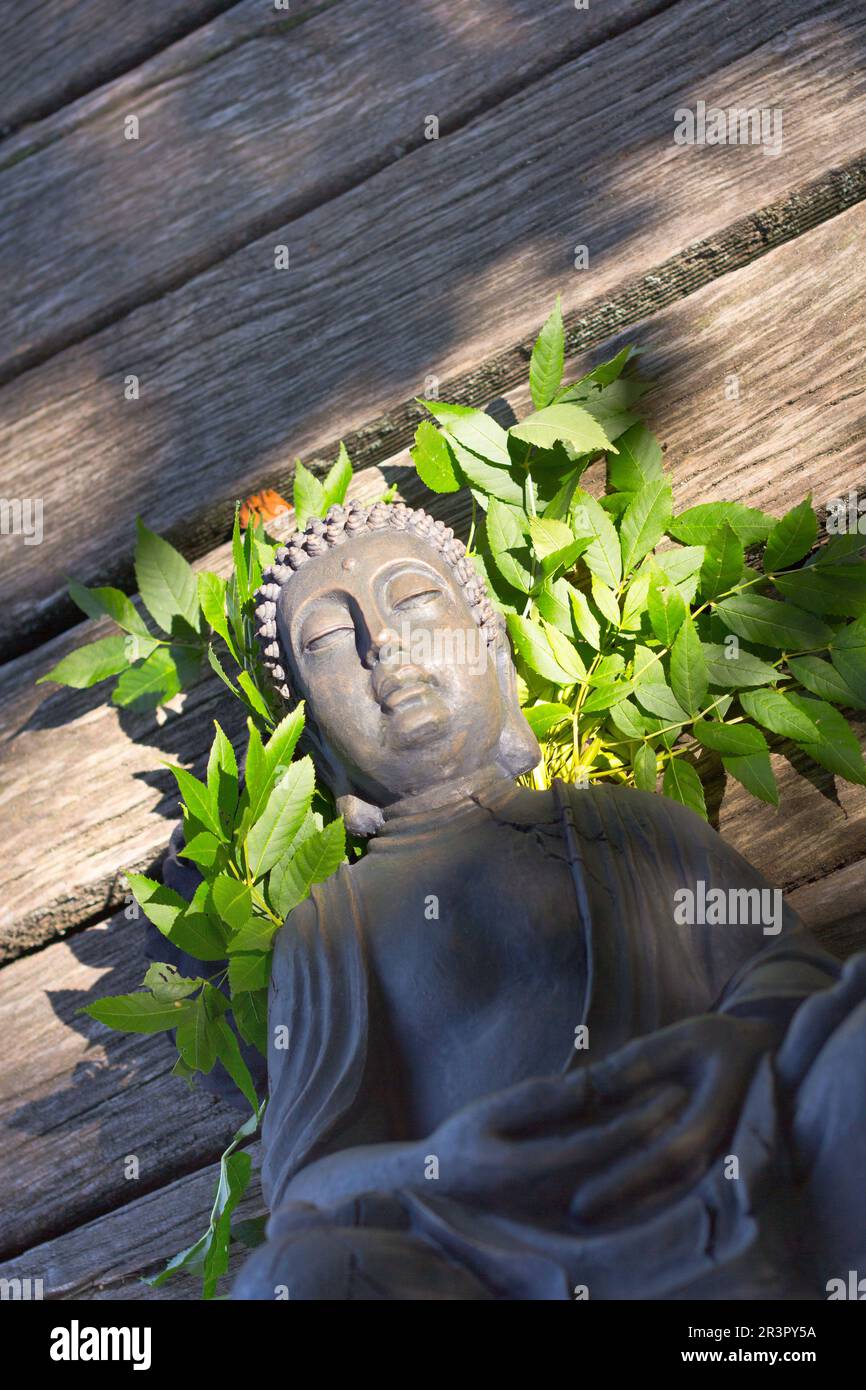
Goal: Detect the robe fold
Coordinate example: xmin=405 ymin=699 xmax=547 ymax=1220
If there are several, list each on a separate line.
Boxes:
xmin=235 ymin=783 xmax=865 ymax=1300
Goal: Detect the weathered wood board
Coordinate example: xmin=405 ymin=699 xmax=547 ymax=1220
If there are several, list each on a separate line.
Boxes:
xmin=1 ymin=0 xmax=660 ymax=379
xmin=2 ymin=200 xmax=865 ymax=961
xmin=0 ymin=0 xmax=240 ymax=134
xmin=4 ymin=0 xmax=866 ymax=657
xmin=0 ymin=1148 xmax=263 ymax=1300
xmin=0 ymin=914 xmax=241 ymax=1257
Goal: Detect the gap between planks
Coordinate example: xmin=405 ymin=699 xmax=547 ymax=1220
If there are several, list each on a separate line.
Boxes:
xmin=3 ymin=0 xmax=866 ymax=661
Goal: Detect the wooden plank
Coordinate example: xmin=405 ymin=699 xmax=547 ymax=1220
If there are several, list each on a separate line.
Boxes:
xmin=0 ymin=1151 xmax=263 ymax=1300
xmin=3 ymin=201 xmax=866 ymax=961
xmin=0 ymin=0 xmax=660 ymax=382
xmin=0 ymin=0 xmax=241 ymax=135
xmin=0 ymin=914 xmax=241 ymax=1257
xmin=3 ymin=0 xmax=866 ymax=658
xmin=789 ymin=860 xmax=866 ymax=959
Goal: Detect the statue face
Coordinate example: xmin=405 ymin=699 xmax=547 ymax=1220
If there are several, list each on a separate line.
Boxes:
xmin=276 ymin=530 xmax=506 ymax=802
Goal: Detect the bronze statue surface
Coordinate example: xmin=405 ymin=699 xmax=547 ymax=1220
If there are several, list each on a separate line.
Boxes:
xmin=216 ymin=500 xmax=866 ymax=1300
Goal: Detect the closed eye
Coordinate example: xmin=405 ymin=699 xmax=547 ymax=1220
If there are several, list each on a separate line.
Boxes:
xmin=392 ymin=587 xmax=442 ymax=612
xmin=303 ymin=624 xmax=354 ymax=653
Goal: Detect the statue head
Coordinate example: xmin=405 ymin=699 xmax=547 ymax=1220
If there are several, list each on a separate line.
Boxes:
xmin=254 ymin=500 xmax=540 ymax=832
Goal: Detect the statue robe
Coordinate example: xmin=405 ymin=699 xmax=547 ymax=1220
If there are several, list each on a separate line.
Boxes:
xmin=235 ymin=782 xmax=866 ymax=1300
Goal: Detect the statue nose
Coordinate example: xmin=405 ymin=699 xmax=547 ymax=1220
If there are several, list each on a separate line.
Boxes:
xmin=364 ymin=625 xmax=399 ymax=668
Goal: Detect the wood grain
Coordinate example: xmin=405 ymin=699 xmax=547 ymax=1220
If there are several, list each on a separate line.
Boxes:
xmin=0 ymin=913 xmax=241 ymax=1257
xmin=0 ymin=1148 xmax=263 ymax=1299
xmin=3 ymin=201 xmax=866 ymax=962
xmin=0 ymin=0 xmax=241 ymax=135
xmin=3 ymin=0 xmax=866 ymax=658
xmin=1 ymin=0 xmax=663 ymax=380
xmin=5 ymin=202 xmax=866 ymax=967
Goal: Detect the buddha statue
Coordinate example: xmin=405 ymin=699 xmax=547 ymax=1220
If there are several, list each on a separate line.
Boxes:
xmin=230 ymin=499 xmax=866 ymax=1300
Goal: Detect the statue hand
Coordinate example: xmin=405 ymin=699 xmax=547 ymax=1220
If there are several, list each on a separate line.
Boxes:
xmin=429 ymin=1071 xmax=685 ymax=1211
xmin=570 ymin=1014 xmax=775 ymax=1223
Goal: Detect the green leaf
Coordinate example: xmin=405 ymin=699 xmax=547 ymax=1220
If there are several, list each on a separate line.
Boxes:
xmin=580 ymin=679 xmax=635 ymax=714
xmin=236 ymin=703 xmax=307 ymax=841
xmin=763 ymin=497 xmax=817 ymax=573
xmin=134 ymin=518 xmax=199 ymax=634
xmin=176 ymin=993 xmax=219 ymax=1074
xmin=633 ymin=744 xmax=658 ymax=791
xmin=702 ymin=643 xmax=779 ymax=688
xmin=37 ymin=635 xmax=130 ymax=689
xmin=178 ymin=831 xmax=222 ymax=869
xmin=144 ymin=963 xmax=202 ymax=1003
xmin=68 ymin=580 xmax=150 ymax=636
xmin=420 ymin=401 xmax=512 ymax=465
xmin=232 ymin=988 xmax=269 ymax=1056
xmin=410 ymin=420 xmax=461 ymax=494
xmin=722 ymin=751 xmax=779 ymax=806
xmin=787 ymin=694 xmax=866 ymax=786
xmin=207 ymin=722 xmax=239 ymax=835
xmin=322 ymin=442 xmax=353 ymax=509
xmin=507 ymin=614 xmax=576 ymax=685
xmin=448 ymin=436 xmax=525 ymax=506
xmin=293 ymin=459 xmax=326 ymax=527
xmin=692 ymin=719 xmax=768 ymax=756
xmin=620 ymin=572 xmax=650 ymax=632
xmin=524 ymin=702 xmax=571 ymax=738
xmin=202 ymin=1148 xmax=253 ymax=1300
xmin=590 ymin=575 xmax=620 ymax=628
xmin=237 ymin=671 xmax=274 ymax=725
xmin=569 ymin=587 xmax=601 ymax=649
xmin=662 ymin=758 xmax=707 ymax=818
xmin=212 ymin=1017 xmax=260 ymax=1112
xmin=112 ymin=646 xmax=183 ymax=710
xmin=634 ymin=681 xmax=689 ymax=724
xmin=211 ymin=874 xmax=253 ymax=933
xmin=542 ymin=620 xmax=586 ymax=680
xmin=529 ymin=296 xmax=565 ymax=410
xmin=699 ymin=523 xmax=744 ymax=602
xmin=164 ymin=763 xmax=224 ymax=840
xmin=656 ymin=546 xmax=705 ymax=605
xmin=829 ymin=616 xmax=866 ymax=700
xmin=786 ymin=655 xmax=866 ymax=709
xmin=669 ymin=502 xmax=775 ymax=548
xmin=716 ymin=594 xmax=834 ymax=651
xmin=670 ymin=614 xmax=708 ymax=715
xmin=528 ymin=516 xmax=572 ymax=560
xmin=738 ymin=689 xmax=821 ymax=742
xmin=647 ymin=567 xmax=686 ymax=644
xmin=487 ymin=499 xmax=531 ymax=593
xmin=127 ymin=873 xmax=189 ymax=935
xmin=560 ymin=345 xmax=636 ymax=394
xmin=511 ymin=403 xmax=613 ymax=456
xmin=608 ymin=698 xmax=647 ymax=740
xmin=606 ymin=422 xmax=664 ymax=492
xmin=228 ymin=920 xmax=279 ymax=953
xmin=572 ymin=489 xmax=622 ymax=588
xmin=80 ymin=992 xmax=193 ymax=1033
xmin=269 ymin=818 xmax=347 ymax=918
xmin=619 ymin=479 xmax=673 ymax=574
xmin=229 ymin=952 xmax=272 ymax=994
xmin=198 ymin=572 xmax=235 ymax=654
xmin=245 ymin=756 xmax=316 ymax=880
xmin=773 ymin=566 xmax=866 ymax=618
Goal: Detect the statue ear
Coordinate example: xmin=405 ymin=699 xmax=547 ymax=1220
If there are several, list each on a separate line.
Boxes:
xmin=300 ymin=715 xmax=385 ymax=837
xmin=494 ymin=642 xmax=541 ymax=778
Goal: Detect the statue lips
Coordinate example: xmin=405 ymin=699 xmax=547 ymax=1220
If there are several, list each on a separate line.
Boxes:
xmin=373 ymin=664 xmax=446 ymax=744
xmin=374 ymin=665 xmax=436 ymax=712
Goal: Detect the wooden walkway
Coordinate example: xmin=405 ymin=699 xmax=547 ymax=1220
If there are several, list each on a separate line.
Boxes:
xmin=1 ymin=0 xmax=866 ymax=1298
